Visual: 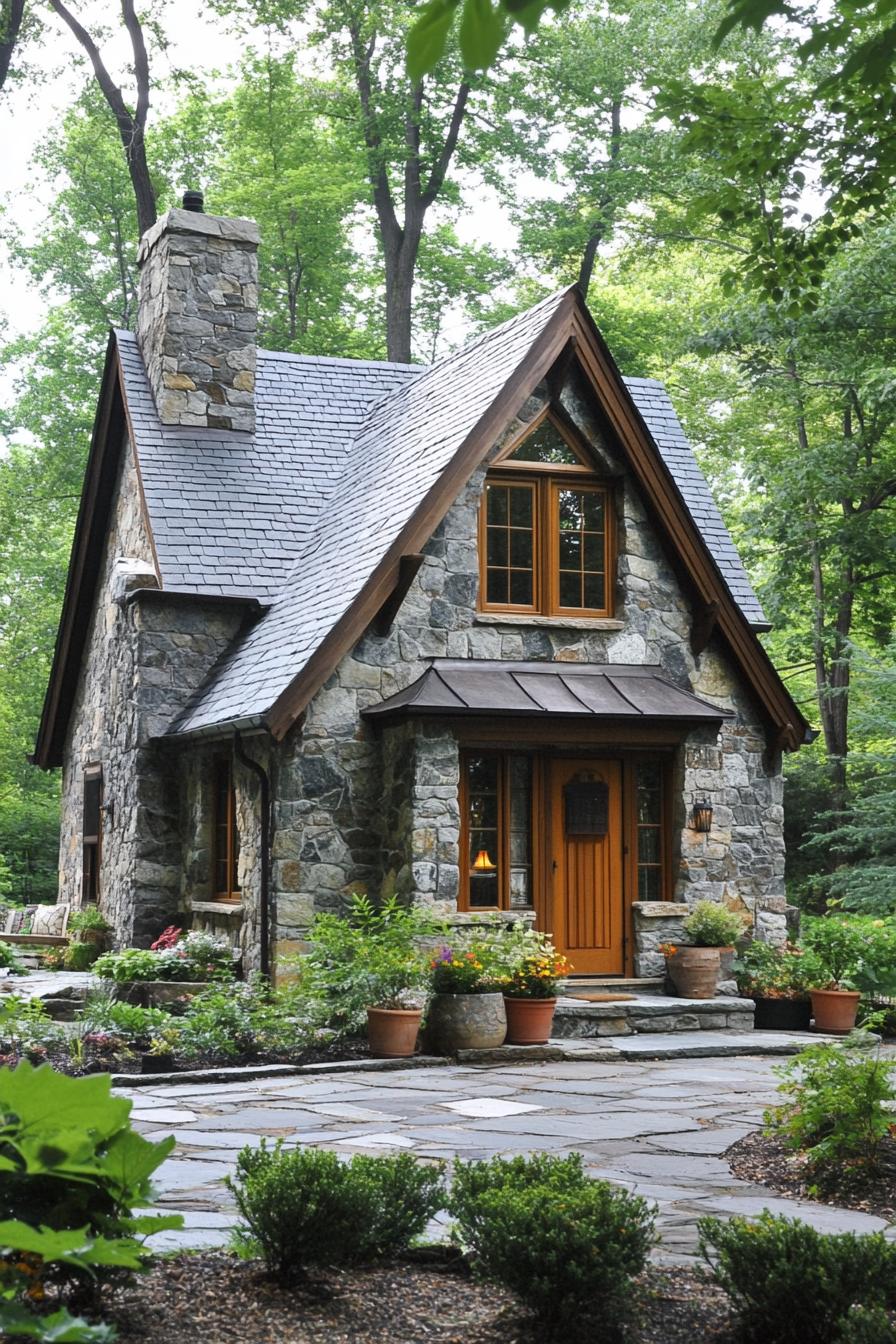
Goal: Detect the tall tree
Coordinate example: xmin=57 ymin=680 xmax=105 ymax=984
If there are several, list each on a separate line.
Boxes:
xmin=0 ymin=0 xmax=26 ymax=92
xmin=46 ymin=0 xmax=156 ymax=234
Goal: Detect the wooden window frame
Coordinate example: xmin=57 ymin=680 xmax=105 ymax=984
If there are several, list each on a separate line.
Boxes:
xmin=479 ymin=410 xmax=615 ymax=619
xmin=212 ymin=760 xmax=240 ymax=902
xmin=82 ymin=766 xmax=103 ymax=905
xmin=459 ymin=751 xmax=542 ymax=913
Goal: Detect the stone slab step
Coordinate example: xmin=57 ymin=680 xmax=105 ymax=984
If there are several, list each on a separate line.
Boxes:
xmin=553 ymin=993 xmax=754 ymax=1038
xmin=566 ymin=976 xmax=665 ymax=995
xmin=606 ymin=1029 xmax=837 ymax=1059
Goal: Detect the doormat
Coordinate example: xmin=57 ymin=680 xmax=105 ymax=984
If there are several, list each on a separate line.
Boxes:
xmin=567 ymin=992 xmax=635 ymax=1003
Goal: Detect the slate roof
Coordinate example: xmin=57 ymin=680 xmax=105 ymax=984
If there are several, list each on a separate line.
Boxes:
xmin=114 ymin=288 xmax=767 ymax=739
xmin=362 ymin=660 xmax=733 ymax=724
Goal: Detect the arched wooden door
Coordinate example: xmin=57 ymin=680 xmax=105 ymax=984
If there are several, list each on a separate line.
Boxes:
xmin=549 ymin=759 xmax=623 ymax=976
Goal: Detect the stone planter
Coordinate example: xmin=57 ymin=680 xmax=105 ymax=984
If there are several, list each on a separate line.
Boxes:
xmin=427 ymin=992 xmax=507 ymax=1054
xmin=665 ymin=947 xmax=720 ymax=1000
xmin=367 ymin=1007 xmax=422 ymax=1058
xmin=503 ymin=996 xmax=557 ymax=1045
xmin=810 ymin=988 xmax=861 ymax=1034
xmin=753 ymin=996 xmax=812 ymax=1032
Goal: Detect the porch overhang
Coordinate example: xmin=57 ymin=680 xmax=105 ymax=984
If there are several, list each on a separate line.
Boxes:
xmin=362 ymin=659 xmax=734 ymax=726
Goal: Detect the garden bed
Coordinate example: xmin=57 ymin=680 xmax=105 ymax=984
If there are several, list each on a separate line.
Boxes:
xmin=105 ymin=1253 xmax=735 ymax=1344
xmin=727 ymin=1130 xmax=896 ymax=1223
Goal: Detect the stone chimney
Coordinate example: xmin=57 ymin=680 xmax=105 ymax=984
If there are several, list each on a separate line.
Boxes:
xmin=136 ymin=194 xmax=259 ymax=432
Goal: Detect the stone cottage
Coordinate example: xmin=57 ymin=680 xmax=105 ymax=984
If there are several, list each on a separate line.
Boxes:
xmin=33 ymin=197 xmax=809 ymax=981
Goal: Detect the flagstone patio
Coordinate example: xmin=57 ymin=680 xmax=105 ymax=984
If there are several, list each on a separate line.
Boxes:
xmin=121 ymin=1053 xmax=896 ymax=1266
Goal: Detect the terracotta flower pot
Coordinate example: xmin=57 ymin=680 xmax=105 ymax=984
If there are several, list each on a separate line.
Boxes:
xmin=367 ymin=1006 xmax=423 ymax=1058
xmin=427 ymin=992 xmax=506 ymax=1054
xmin=810 ymin=988 xmax=860 ymax=1035
xmin=665 ymin=947 xmax=721 ymax=1000
xmin=503 ymin=996 xmax=557 ymax=1045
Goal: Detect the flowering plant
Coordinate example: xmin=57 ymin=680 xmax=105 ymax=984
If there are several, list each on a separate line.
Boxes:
xmin=659 ymin=942 xmax=678 ymax=958
xmin=151 ymin=926 xmax=182 ymax=951
xmin=502 ymin=943 xmax=572 ymax=999
xmin=430 ymin=946 xmax=503 ymax=994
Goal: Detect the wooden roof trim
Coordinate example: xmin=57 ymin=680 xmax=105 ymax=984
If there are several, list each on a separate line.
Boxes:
xmin=265 ymin=291 xmax=578 ymax=740
xmin=568 ymin=305 xmax=807 ymax=749
xmin=491 ymin=403 xmax=594 ymax=471
xmin=33 ymin=335 xmax=134 ymax=768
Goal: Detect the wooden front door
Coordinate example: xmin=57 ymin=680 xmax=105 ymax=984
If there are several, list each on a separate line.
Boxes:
xmin=549 ymin=759 xmax=623 ymax=976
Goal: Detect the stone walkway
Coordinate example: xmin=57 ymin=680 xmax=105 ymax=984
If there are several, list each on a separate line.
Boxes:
xmin=121 ymin=1056 xmax=896 ymax=1265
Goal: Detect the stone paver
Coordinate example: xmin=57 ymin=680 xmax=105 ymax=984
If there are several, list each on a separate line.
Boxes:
xmin=123 ymin=1056 xmax=896 ymax=1264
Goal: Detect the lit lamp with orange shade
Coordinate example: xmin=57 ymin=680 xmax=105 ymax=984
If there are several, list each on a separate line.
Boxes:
xmin=472 ymin=848 xmax=497 ymax=873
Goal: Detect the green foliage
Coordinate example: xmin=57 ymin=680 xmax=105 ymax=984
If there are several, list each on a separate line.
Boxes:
xmin=62 ymin=943 xmax=99 ymax=973
xmin=683 ymin=900 xmax=747 ymax=948
xmin=0 ymin=939 xmax=26 ymax=973
xmin=0 ymin=995 xmax=67 ymax=1067
xmin=698 ymin=1212 xmax=896 ymax=1344
xmin=799 ymin=915 xmax=896 ymax=992
xmin=448 ymin=1152 xmax=655 ymax=1339
xmin=407 ymin=0 xmax=568 ymax=79
xmin=93 ymin=934 xmax=234 ymax=985
xmin=429 ymin=945 xmax=504 ymax=993
xmin=165 ymin=975 xmax=323 ymax=1064
xmin=765 ymin=1039 xmax=896 ymax=1176
xmin=79 ymin=989 xmax=171 ymax=1046
xmin=0 ymin=1062 xmax=182 ymax=1333
xmin=228 ymin=1141 xmax=444 ymax=1283
xmin=304 ymin=894 xmax=438 ymax=1030
xmin=733 ymin=942 xmax=810 ymax=1000
xmin=67 ymin=909 xmax=111 ymax=935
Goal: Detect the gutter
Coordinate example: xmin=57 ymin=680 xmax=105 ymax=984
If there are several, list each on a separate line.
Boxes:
xmin=234 ymin=730 xmax=272 ymax=979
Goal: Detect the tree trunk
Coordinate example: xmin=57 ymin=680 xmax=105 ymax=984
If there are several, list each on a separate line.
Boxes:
xmin=0 ymin=0 xmax=25 ymax=93
xmin=577 ymin=97 xmax=622 ymax=299
xmin=383 ymin=215 xmax=422 ymax=365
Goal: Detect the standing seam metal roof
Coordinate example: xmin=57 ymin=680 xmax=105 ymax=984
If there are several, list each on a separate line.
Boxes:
xmin=114 ymin=291 xmax=766 ymax=738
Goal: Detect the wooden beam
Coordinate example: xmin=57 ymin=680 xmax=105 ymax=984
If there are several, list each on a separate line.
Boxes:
xmin=546 ymin=333 xmax=578 ymax=399
xmin=690 ymin=600 xmax=719 ymax=657
xmin=373 ymin=554 xmax=425 ymax=635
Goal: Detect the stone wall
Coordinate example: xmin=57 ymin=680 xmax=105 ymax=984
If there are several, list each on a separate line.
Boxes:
xmin=136 ymin=207 xmax=258 ymax=432
xmin=264 ymin=367 xmax=787 ymax=954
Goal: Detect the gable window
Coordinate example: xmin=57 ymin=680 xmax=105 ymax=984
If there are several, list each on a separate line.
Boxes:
xmin=479 ymin=410 xmax=614 ymax=618
xmin=213 ymin=761 xmax=240 ymax=901
xmin=82 ymin=767 xmax=103 ymax=904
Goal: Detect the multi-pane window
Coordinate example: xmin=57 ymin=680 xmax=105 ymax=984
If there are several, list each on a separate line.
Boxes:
xmin=636 ymin=761 xmax=663 ymax=900
xmin=82 ymin=767 xmax=102 ymax=904
xmin=213 ymin=761 xmax=240 ymax=900
xmin=480 ymin=411 xmax=613 ymax=618
xmin=462 ymin=752 xmax=533 ymax=911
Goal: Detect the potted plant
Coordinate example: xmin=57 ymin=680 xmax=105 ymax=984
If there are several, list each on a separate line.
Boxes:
xmin=800 ymin=917 xmax=868 ymax=1033
xmin=734 ymin=941 xmax=812 ymax=1031
xmin=664 ymin=901 xmax=747 ymax=1000
xmin=501 ymin=938 xmax=571 ymax=1044
xmin=426 ymin=945 xmax=507 ymax=1053
xmin=67 ymin=906 xmax=112 ymax=949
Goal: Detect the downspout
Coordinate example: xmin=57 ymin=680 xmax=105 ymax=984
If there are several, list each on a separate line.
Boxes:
xmin=234 ymin=730 xmax=271 ymax=979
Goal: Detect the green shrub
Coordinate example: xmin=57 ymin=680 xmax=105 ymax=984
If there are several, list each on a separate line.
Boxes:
xmin=227 ymin=1141 xmax=444 ymax=1283
xmin=93 ymin=948 xmax=163 ymax=982
xmin=93 ymin=933 xmax=234 ymax=985
xmin=683 ymin=900 xmax=747 ymax=947
xmin=64 ymin=940 xmax=101 ymax=971
xmin=833 ymin=1306 xmax=896 ymax=1344
xmin=68 ymin=907 xmax=112 ymax=935
xmin=448 ymin=1153 xmax=655 ymax=1340
xmin=79 ymin=989 xmax=172 ymax=1044
xmin=765 ymin=1039 xmax=896 ymax=1176
xmin=0 ymin=1062 xmax=182 ymax=1335
xmin=733 ymin=941 xmax=811 ymax=999
xmin=699 ymin=1213 xmax=896 ymax=1344
xmin=0 ymin=995 xmax=66 ymax=1067
xmin=0 ymin=940 xmax=25 ymax=973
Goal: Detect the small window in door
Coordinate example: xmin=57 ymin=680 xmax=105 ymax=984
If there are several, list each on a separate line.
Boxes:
xmin=82 ymin=767 xmax=103 ymax=904
xmin=213 ymin=761 xmax=241 ymax=900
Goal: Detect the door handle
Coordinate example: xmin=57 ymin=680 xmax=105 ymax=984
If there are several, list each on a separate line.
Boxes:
xmin=552 ymin=860 xmax=558 ymax=872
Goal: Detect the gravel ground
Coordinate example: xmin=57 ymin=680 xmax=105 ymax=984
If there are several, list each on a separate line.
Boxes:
xmin=106 ymin=1253 xmax=735 ymax=1344
xmin=727 ymin=1131 xmax=896 ymax=1223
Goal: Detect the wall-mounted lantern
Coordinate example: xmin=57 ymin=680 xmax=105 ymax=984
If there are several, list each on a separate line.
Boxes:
xmin=691 ymin=800 xmax=713 ymax=833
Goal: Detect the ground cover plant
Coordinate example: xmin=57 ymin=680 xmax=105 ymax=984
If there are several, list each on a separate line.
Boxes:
xmin=93 ymin=931 xmax=235 ymax=985
xmin=0 ymin=1061 xmax=182 ymax=1341
xmin=698 ymin=1212 xmax=896 ymax=1344
xmin=228 ymin=1142 xmax=444 ymax=1285
xmin=449 ymin=1152 xmax=656 ymax=1340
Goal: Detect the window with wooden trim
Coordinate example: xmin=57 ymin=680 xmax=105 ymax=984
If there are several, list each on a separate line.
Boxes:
xmin=479 ymin=409 xmax=614 ymax=618
xmin=212 ymin=761 xmax=240 ymax=901
xmin=82 ymin=767 xmax=103 ymax=904
xmin=635 ymin=760 xmax=664 ymax=900
xmin=461 ymin=752 xmax=534 ymax=911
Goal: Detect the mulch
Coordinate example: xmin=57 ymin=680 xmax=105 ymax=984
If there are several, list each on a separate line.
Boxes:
xmin=106 ymin=1253 xmax=736 ymax=1344
xmin=727 ymin=1129 xmax=896 ymax=1223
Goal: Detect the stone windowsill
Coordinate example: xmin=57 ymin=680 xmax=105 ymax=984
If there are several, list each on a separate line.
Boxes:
xmin=189 ymin=900 xmax=244 ymax=916
xmin=474 ymin=614 xmax=625 ymax=631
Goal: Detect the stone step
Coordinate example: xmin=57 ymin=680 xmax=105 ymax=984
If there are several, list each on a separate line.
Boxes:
xmin=553 ymin=993 xmax=755 ymax=1038
xmin=566 ymin=976 xmax=666 ymax=996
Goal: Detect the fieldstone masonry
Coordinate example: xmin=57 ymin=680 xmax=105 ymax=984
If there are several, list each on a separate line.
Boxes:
xmin=136 ymin=207 xmax=259 ymax=432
